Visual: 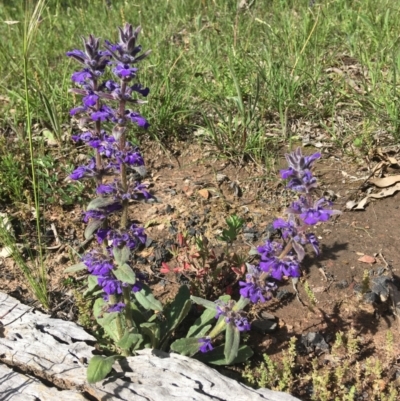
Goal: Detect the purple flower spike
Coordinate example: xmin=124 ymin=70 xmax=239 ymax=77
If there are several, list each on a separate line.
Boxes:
xmin=198 ymin=337 xmax=213 ymax=353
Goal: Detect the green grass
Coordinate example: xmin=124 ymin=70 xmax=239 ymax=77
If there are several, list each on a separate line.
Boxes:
xmin=1 ymin=0 xmax=400 ymax=159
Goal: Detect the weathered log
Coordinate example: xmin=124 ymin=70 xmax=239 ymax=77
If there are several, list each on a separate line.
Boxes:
xmin=0 ymin=292 xmax=300 ymax=401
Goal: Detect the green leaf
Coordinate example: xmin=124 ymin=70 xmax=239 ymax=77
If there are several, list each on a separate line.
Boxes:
xmin=87 ymin=355 xmax=119 ymax=383
xmin=224 ymin=323 xmax=240 ymax=364
xmin=84 ymin=275 xmax=100 ymax=296
xmin=101 ymin=311 xmax=118 ymax=327
xmin=117 ymin=329 xmax=144 ymax=351
xmin=93 ymin=298 xmax=121 ymax=342
xmin=160 ymin=286 xmax=191 ymax=348
xmin=187 ymin=308 xmax=216 ymax=338
xmin=113 ymin=246 xmax=130 ymax=266
xmin=134 ymin=284 xmax=163 ymax=311
xmin=190 ymin=296 xmax=218 ymax=310
xmin=195 ymin=344 xmax=253 ymax=365
xmin=232 ymin=296 xmax=250 ymax=312
xmin=64 ymin=262 xmax=86 ymax=273
xmin=140 ymin=322 xmax=161 ymax=348
xmin=218 ymin=294 xmax=231 ymax=303
xmin=84 ymin=219 xmax=102 ymax=240
xmin=113 ymin=263 xmax=136 ymax=284
xmin=87 ymin=197 xmax=118 ymax=211
xmin=170 ymin=337 xmax=201 ymax=357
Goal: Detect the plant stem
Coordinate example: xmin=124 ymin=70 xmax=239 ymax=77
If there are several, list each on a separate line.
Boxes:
xmin=23 ymin=0 xmax=48 ymax=309
xmin=122 ymin=287 xmax=134 ymax=329
xmin=118 ymin=80 xmax=129 ymax=229
xmin=109 ymin=294 xmax=124 ymax=339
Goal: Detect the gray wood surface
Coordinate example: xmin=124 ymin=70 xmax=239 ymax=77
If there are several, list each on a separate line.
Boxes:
xmin=0 ymin=292 xmax=301 ymax=401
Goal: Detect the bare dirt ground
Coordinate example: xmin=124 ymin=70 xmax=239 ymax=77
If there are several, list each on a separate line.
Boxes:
xmin=1 ymin=140 xmax=400 ymax=399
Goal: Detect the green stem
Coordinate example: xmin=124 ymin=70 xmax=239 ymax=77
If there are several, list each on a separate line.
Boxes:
xmin=23 ymin=4 xmax=48 ymax=308
xmin=108 ymin=294 xmax=124 ymax=337
xmin=122 ymin=287 xmax=134 ymax=329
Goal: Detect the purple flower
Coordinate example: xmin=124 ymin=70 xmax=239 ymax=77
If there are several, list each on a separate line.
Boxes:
xmin=306 ymin=233 xmax=319 ymax=255
xmin=287 ymin=169 xmax=318 ymax=193
xmin=113 ymin=63 xmax=138 ymax=80
xmin=281 ymin=148 xmax=321 ymax=177
xmin=83 ymin=203 xmax=122 ymax=223
xmin=126 ymin=111 xmax=149 ymax=128
xmin=280 ymin=148 xmax=321 ymax=193
xmin=239 ymin=265 xmax=277 ymax=303
xmin=234 ymin=317 xmax=251 ymax=332
xmin=71 ymin=68 xmax=93 ymax=84
xmin=97 ymin=275 xmax=123 ymax=295
xmin=83 ymin=92 xmax=98 ymax=107
xmin=214 ymin=299 xmax=250 ymax=332
xmin=69 ymin=157 xmax=96 ymax=180
xmin=299 ymin=198 xmax=339 ymax=225
xmin=198 ymin=337 xmax=213 ymax=353
xmin=91 ymin=104 xmax=116 ymax=122
xmin=109 ymin=227 xmax=147 ymax=250
xmin=132 ymin=281 xmax=142 ymax=293
xmin=82 ymin=250 xmax=114 ymax=276
xmin=104 ymin=23 xmax=151 ymax=65
xmin=107 ymin=302 xmax=125 ymax=313
xmin=70 ymin=105 xmax=88 ymax=116
xmin=257 ymin=240 xmax=301 ymax=280
xmin=131 ymin=83 xmax=150 ymax=97
xmin=273 ymin=218 xmax=299 ymax=240
xmin=67 ymin=35 xmax=111 ymax=74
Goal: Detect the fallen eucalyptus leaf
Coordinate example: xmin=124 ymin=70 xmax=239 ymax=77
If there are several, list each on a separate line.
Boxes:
xmin=370 ymin=175 xmax=400 ymax=188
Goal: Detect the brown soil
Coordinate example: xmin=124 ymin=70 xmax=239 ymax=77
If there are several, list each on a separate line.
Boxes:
xmin=1 ymin=140 xmax=400 ymax=400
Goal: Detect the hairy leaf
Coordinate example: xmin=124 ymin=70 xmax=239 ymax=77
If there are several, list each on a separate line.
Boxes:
xmin=87 ymin=197 xmax=118 ymax=211
xmin=232 ymin=296 xmax=250 ymax=312
xmin=84 ymin=219 xmax=102 ymax=239
xmin=64 ymin=262 xmax=86 ymax=273
xmin=117 ymin=329 xmax=144 ymax=350
xmin=160 ymin=286 xmax=191 ymax=347
xmin=224 ymin=323 xmax=240 ymax=364
xmin=134 ymin=284 xmax=163 ymax=311
xmin=113 ymin=246 xmax=130 ymax=266
xmin=140 ymin=322 xmax=160 ymax=348
xmin=190 ymin=296 xmax=218 ymax=310
xmin=87 ymin=355 xmax=119 ymax=383
xmin=113 ymin=263 xmax=136 ymax=284
xmin=170 ymin=337 xmax=201 ymax=357
xmin=186 ymin=308 xmax=216 ymax=338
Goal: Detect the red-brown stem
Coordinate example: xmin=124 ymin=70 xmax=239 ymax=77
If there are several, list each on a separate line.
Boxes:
xmin=118 ymin=81 xmax=128 ymax=229
xmin=92 ymin=79 xmax=103 ymax=183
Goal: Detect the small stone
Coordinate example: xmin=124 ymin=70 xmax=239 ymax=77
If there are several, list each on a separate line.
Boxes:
xmin=260 ymin=311 xmax=276 ymax=320
xmin=371 ymin=276 xmax=392 ymax=302
xmin=335 ymin=280 xmax=349 ymax=289
xmin=243 ymin=232 xmax=256 ymax=242
xmin=363 ymin=292 xmax=379 ymax=304
xmin=276 ymin=290 xmax=290 ymax=300
xmin=251 ymin=319 xmax=277 ymax=334
xmin=300 ymin=332 xmax=329 ymax=354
